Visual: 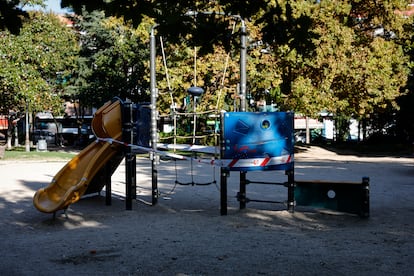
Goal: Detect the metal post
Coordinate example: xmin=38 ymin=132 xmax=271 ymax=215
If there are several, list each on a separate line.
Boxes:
xmin=361 ymin=177 xmax=370 ymax=218
xmin=220 ymin=111 xmax=227 ymax=215
xmin=125 ymin=153 xmax=134 ymax=210
xmin=123 ymin=100 xmax=134 ymax=210
xmin=239 ymin=171 xmax=247 ymax=209
xmin=238 ymin=19 xmax=247 ymax=210
xmin=286 ymin=168 xmax=295 ymax=212
xmin=192 ymin=96 xmax=197 ymax=144
xmin=239 ymin=20 xmax=247 ymax=112
xmin=130 ymin=103 xmax=137 ymax=200
xmin=220 ymin=168 xmax=228 ymax=215
xmin=150 ymin=25 xmax=159 ymax=205
xmin=105 ymin=161 xmax=112 ymax=206
xmin=132 ymin=155 xmax=137 ymax=200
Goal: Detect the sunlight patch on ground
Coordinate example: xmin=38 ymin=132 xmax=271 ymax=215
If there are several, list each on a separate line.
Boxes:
xmin=245 ymin=211 xmax=274 ymax=221
xmin=62 ymin=215 xmax=105 ymax=230
xmin=0 ymin=188 xmax=35 ymax=203
xmin=296 ymin=164 xmax=347 ymax=170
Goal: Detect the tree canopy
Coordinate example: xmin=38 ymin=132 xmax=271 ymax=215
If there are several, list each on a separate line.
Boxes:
xmin=1 ymin=0 xmax=413 ymax=142
xmin=73 ymin=10 xmax=150 ymax=108
xmin=0 ymin=11 xmax=79 ymax=115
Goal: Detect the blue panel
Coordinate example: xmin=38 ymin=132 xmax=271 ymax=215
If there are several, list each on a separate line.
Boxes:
xmin=134 ymin=103 xmax=151 ymax=147
xmin=222 ymin=112 xmax=294 ymax=171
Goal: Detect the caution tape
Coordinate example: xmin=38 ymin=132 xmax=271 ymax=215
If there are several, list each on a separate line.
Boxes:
xmin=95 ymin=137 xmax=293 ymax=169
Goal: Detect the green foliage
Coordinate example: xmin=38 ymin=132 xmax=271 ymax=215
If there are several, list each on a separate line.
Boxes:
xmin=309 ymin=0 xmax=410 ymax=135
xmin=396 ymin=10 xmax=414 ymax=140
xmin=153 ymin=13 xmax=243 ymax=114
xmin=64 ymin=0 xmax=412 ymax=139
xmin=0 ymin=11 xmax=79 ymax=115
xmin=74 ymin=11 xmax=150 ymax=107
xmin=1 ymin=0 xmax=413 ymax=141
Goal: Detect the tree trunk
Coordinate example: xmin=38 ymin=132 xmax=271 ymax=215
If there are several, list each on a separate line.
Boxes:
xmin=305 ymin=116 xmax=310 ymax=144
xmin=25 ymin=103 xmax=30 ymax=152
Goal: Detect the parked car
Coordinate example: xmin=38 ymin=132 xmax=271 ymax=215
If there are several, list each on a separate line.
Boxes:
xmin=295 ymin=131 xmax=306 ymax=143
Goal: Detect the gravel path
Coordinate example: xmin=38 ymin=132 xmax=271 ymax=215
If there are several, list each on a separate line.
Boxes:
xmin=0 ymin=146 xmax=413 ymax=275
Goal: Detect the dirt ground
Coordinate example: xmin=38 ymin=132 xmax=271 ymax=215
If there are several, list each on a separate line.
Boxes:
xmin=0 ymin=146 xmax=413 ymax=275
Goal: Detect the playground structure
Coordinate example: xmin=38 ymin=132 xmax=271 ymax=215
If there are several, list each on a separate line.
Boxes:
xmin=33 ymin=97 xmax=369 ymax=217
xmin=33 ymin=14 xmax=369 ymax=218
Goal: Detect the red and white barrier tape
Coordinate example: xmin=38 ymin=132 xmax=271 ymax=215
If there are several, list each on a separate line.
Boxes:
xmin=95 ymin=137 xmax=293 ymax=168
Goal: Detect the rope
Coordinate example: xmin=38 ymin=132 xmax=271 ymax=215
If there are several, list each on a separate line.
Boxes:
xmin=96 ymin=137 xmax=219 ymax=187
xmin=95 ymin=136 xmax=293 ymax=192
xmin=174 ymin=110 xmax=217 ymax=116
xmin=158 ymin=109 xmax=220 ymax=147
xmin=159 ymin=133 xmax=216 ymax=141
xmin=160 ymin=37 xmax=172 ymax=91
xmin=159 ymin=36 xmax=175 ymax=110
xmin=174 ymin=152 xmax=217 ymax=186
xmin=193 ymin=46 xmax=197 ymax=87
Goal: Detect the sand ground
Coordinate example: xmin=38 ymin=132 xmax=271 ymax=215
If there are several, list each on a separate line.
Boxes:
xmin=0 ymin=146 xmax=413 ymax=275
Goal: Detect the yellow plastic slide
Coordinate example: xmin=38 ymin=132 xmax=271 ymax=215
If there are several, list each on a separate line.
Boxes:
xmin=33 ymin=100 xmax=123 ymax=213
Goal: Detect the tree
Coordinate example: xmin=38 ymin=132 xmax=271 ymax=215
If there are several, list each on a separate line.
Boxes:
xmin=60 ymin=0 xmax=413 ymax=141
xmin=0 ymin=11 xmax=79 ymax=114
xmin=154 ymin=16 xmax=242 ymax=114
xmin=395 ymin=6 xmax=414 ymax=142
xmin=309 ymin=0 xmax=410 ymax=140
xmin=253 ymin=1 xmax=410 ymax=141
xmin=0 ymin=11 xmax=79 ymax=148
xmin=73 ymin=11 xmax=150 ymax=108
